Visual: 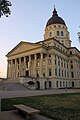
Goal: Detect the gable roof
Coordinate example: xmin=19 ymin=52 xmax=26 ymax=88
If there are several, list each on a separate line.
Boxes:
xmin=6 ymin=41 xmax=41 ymax=57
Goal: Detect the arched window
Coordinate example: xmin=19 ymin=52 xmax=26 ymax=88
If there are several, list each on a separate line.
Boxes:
xmin=57 ymin=31 xmax=60 ymax=36
xmin=61 ymin=31 xmax=64 ymax=36
xmin=59 ymin=68 xmax=61 ymax=77
xmin=49 ymin=32 xmax=52 ymax=37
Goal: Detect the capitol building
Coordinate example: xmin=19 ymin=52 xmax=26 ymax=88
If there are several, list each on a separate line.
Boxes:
xmin=6 ymin=7 xmax=80 ymax=89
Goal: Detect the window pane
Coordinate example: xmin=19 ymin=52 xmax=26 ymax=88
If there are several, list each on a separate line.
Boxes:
xmin=57 ymin=31 xmax=60 ymax=36
xmin=49 ymin=32 xmax=52 ymax=37
xmin=49 ymin=68 xmax=52 ymax=76
xmin=61 ymin=31 xmax=64 ymax=36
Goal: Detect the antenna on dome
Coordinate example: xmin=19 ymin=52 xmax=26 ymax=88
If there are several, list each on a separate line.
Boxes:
xmin=53 ymin=5 xmax=56 ymax=11
xmin=54 ymin=5 xmax=55 ymax=8
xmin=77 ymin=26 xmax=80 ymax=43
xmin=52 ymin=5 xmax=58 ymax=16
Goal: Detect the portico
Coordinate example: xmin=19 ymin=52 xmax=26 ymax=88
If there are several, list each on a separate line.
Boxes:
xmin=7 ymin=52 xmax=47 ymax=79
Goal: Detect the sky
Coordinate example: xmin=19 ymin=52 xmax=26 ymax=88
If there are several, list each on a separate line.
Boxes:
xmin=0 ymin=0 xmax=80 ymax=78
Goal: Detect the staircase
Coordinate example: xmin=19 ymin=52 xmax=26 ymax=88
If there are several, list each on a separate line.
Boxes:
xmin=0 ymin=78 xmax=28 ymax=91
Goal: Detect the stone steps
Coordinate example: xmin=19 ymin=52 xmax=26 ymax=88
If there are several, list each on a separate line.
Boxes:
xmin=0 ymin=82 xmax=28 ymax=91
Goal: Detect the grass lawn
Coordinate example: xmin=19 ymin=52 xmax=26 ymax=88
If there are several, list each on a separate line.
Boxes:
xmin=1 ymin=93 xmax=80 ymax=120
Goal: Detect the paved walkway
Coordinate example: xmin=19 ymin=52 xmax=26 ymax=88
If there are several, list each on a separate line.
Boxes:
xmin=0 ymin=89 xmax=80 ymax=120
xmin=0 ymin=89 xmax=80 ymax=99
xmin=0 ymin=110 xmax=52 ymax=120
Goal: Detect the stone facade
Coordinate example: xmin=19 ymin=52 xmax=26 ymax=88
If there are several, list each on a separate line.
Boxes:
xmin=6 ymin=8 xmax=80 ymax=89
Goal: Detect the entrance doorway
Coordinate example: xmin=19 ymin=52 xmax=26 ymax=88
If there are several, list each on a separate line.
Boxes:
xmin=49 ymin=81 xmax=52 ymax=88
xmin=72 ymin=82 xmax=74 ymax=88
xmin=36 ymin=81 xmax=40 ymax=90
xmin=25 ymin=70 xmax=29 ymax=77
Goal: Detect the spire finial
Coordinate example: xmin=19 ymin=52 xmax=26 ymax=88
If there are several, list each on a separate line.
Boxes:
xmin=52 ymin=5 xmax=58 ymax=16
xmin=54 ymin=5 xmax=56 ymax=10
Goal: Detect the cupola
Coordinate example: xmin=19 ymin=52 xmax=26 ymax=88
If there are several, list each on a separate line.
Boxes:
xmin=46 ymin=7 xmax=66 ymax=27
xmin=44 ymin=7 xmax=71 ymax=48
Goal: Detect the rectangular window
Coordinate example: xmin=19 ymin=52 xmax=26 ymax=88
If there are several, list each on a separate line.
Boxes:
xmin=61 ymin=31 xmax=64 ymax=36
xmin=65 ymin=70 xmax=66 ymax=77
xmin=62 ymin=70 xmax=63 ymax=77
xmin=49 ymin=68 xmax=52 ymax=76
xmin=61 ymin=61 xmax=63 ymax=67
xmin=55 ymin=59 xmax=57 ymax=65
xmin=37 ymin=70 xmax=39 ymax=77
xmin=67 ymin=71 xmax=69 ymax=78
xmin=43 ymin=69 xmax=45 ymax=77
xmin=71 ymin=65 xmax=73 ymax=69
xmin=59 ymin=69 xmax=61 ymax=77
xmin=71 ymin=72 xmax=74 ymax=78
xmin=58 ymin=60 xmax=60 ymax=66
xmin=49 ymin=32 xmax=52 ymax=37
xmin=70 ymin=51 xmax=72 ymax=55
xmin=55 ymin=68 xmax=57 ymax=76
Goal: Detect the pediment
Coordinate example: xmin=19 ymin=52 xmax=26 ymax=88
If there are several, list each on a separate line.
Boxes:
xmin=7 ymin=41 xmax=41 ymax=57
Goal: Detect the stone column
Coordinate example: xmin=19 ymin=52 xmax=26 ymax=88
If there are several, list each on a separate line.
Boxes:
xmin=40 ymin=53 xmax=43 ymax=77
xmin=19 ymin=58 xmax=21 ymax=77
xmin=24 ymin=56 xmax=26 ymax=77
xmin=15 ymin=59 xmax=17 ymax=78
xmin=10 ymin=60 xmax=13 ymax=78
xmin=7 ymin=60 xmax=10 ymax=78
xmin=16 ymin=59 xmax=18 ymax=78
xmin=34 ymin=54 xmax=37 ymax=77
xmin=45 ymin=54 xmax=48 ymax=78
xmin=29 ymin=55 xmax=31 ymax=77
xmin=52 ymin=54 xmax=54 ymax=77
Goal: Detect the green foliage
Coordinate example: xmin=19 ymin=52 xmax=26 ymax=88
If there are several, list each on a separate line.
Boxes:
xmin=0 ymin=0 xmax=12 ymax=18
xmin=1 ymin=93 xmax=80 ymax=120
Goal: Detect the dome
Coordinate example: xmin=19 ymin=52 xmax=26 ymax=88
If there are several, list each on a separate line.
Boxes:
xmin=46 ymin=7 xmax=66 ymax=27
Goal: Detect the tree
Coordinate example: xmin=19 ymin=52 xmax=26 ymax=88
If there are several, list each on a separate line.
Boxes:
xmin=0 ymin=0 xmax=12 ymax=18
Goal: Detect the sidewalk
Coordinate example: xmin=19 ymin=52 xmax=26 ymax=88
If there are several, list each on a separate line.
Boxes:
xmin=0 ymin=89 xmax=80 ymax=99
xmin=0 ymin=89 xmax=80 ymax=120
xmin=0 ymin=110 xmax=52 ymax=120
